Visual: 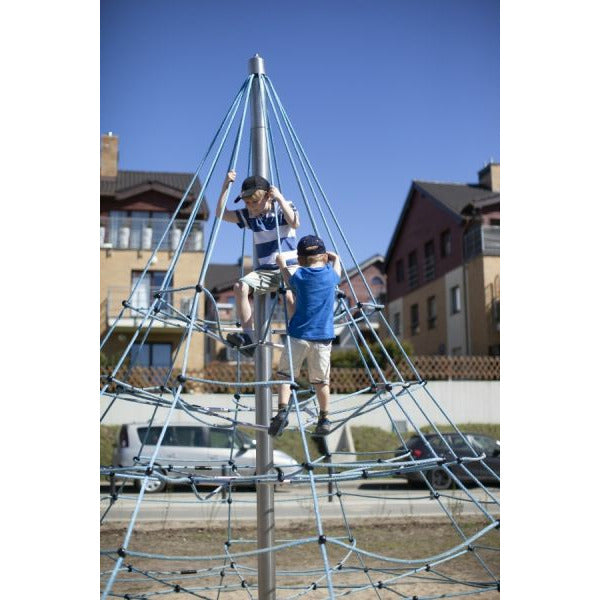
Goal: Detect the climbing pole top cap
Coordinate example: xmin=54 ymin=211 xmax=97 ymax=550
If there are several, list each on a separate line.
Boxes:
xmin=234 ymin=175 xmax=271 ymax=203
xmin=297 ymin=235 xmax=326 ymax=257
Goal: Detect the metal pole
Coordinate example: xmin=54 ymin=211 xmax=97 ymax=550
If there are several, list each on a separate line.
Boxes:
xmin=248 ymin=54 xmax=276 ymax=600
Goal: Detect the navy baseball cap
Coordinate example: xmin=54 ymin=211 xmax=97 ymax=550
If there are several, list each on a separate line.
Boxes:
xmin=297 ymin=235 xmax=326 ymax=256
xmin=234 ymin=175 xmax=270 ymax=202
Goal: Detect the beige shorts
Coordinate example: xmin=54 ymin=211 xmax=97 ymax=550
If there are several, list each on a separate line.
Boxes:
xmin=277 ymin=337 xmax=332 ymax=385
xmin=240 ymin=267 xmax=298 ymax=294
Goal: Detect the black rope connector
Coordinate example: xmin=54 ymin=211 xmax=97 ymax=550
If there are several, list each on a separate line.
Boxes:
xmin=220 ymin=569 xmax=226 ymax=578
xmin=195 ymin=284 xmax=203 ymax=293
xmin=177 ymin=374 xmax=187 ymax=383
xmin=127 ymin=564 xmax=133 ymax=573
xmin=336 ymin=290 xmax=347 ymax=299
xmin=311 ymin=582 xmax=317 ymax=590
xmin=495 ymin=519 xmax=500 ymax=529
xmin=318 ymin=535 xmax=327 ymax=545
xmin=413 ymin=596 xmax=419 ymax=600
xmin=278 ymin=286 xmax=287 ymax=295
xmin=145 ymin=467 xmax=153 ymax=476
xmin=336 ymin=490 xmax=342 ymax=498
xmin=154 ymin=291 xmax=163 ymax=299
xmin=497 ymin=582 xmax=500 ymax=591
xmin=369 ymin=384 xmax=378 ymax=392
xmin=241 ymin=580 xmax=248 ymax=588
xmin=348 ymin=536 xmax=354 ymax=543
xmin=117 ymin=547 xmax=127 ymax=558
xmin=228 ymin=460 xmax=235 ymax=466
xmin=233 ymin=393 xmax=241 ymax=400
xmin=467 ymin=544 xmax=474 ymax=552
xmin=374 ymin=305 xmax=383 ymax=311
xmin=432 ymin=492 xmax=440 ymax=499
xmin=425 ymin=564 xmax=430 ymax=572
xmin=363 ymin=567 xmax=369 ymax=573
xmin=168 ymin=465 xmax=173 ymax=472
xmin=377 ymin=581 xmax=383 ymax=589
xmin=225 ymin=540 xmax=231 ymax=547
xmin=106 ymin=375 xmax=114 ymax=383
xmin=227 ymin=497 xmax=232 ymax=504
xmin=160 ymin=385 xmax=170 ymax=393
xmin=362 ymin=470 xmax=369 ymax=479
xmin=115 ymin=384 xmax=124 ymax=393
xmin=174 ymin=584 xmax=181 ymax=593
xmin=121 ymin=300 xmax=129 ymax=308
xmin=337 ymin=564 xmax=343 ymax=570
xmin=277 ymin=470 xmax=285 ymax=482
xmin=290 ymin=381 xmax=300 ymax=391
xmin=356 ymin=302 xmax=363 ymax=310
xmin=133 ymin=456 xmax=140 ymax=462
xmin=111 ymin=493 xmax=118 ymax=502
xmin=303 ymin=462 xmax=314 ymax=471
xmin=384 ymin=383 xmax=393 ymax=391
xmin=124 ymin=595 xmax=131 ymax=600
xmin=230 ymin=562 xmax=235 ymax=569
xmin=235 ymin=321 xmax=241 ymax=327
xmin=181 ymin=569 xmax=197 ymax=575
xmin=456 ymin=457 xmax=463 ymax=464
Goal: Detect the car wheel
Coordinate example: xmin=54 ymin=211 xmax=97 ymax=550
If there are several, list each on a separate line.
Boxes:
xmin=429 ymin=468 xmax=452 ymax=490
xmin=135 ymin=468 xmax=167 ymax=494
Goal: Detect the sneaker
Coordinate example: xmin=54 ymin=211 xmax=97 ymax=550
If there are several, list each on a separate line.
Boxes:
xmin=226 ymin=332 xmax=255 ymax=357
xmin=268 ymin=408 xmax=289 ymax=437
xmin=313 ymin=417 xmax=331 ymax=437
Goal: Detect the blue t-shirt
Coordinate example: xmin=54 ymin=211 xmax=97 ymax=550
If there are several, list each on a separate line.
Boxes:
xmin=288 ymin=264 xmax=340 ymax=341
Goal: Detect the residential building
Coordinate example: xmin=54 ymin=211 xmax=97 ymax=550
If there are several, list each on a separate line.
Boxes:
xmin=384 ymin=163 xmax=500 ymax=356
xmin=335 ymin=255 xmax=386 ymax=347
xmin=100 ymin=132 xmax=210 ymax=370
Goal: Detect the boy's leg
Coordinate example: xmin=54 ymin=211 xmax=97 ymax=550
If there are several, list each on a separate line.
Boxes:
xmin=233 ymin=280 xmax=253 ymax=333
xmin=307 ymin=341 xmax=332 ymax=436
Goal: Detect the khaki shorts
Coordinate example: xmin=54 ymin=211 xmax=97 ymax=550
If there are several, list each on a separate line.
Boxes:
xmin=240 ymin=266 xmax=298 ymax=294
xmin=278 ymin=337 xmax=332 ymax=385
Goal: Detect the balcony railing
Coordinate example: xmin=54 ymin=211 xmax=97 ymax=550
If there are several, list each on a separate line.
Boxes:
xmin=463 ymin=225 xmax=500 ymax=261
xmin=407 ymin=265 xmax=418 ymax=289
xmin=424 ymin=255 xmax=435 ymax=281
xmin=100 ymin=216 xmax=204 ymax=252
xmin=105 ymin=286 xmax=198 ymax=328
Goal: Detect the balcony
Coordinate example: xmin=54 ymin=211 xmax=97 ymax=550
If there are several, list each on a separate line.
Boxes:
xmin=100 ymin=216 xmax=204 ymax=252
xmin=105 ymin=286 xmax=198 ymax=329
xmin=463 ymin=225 xmax=500 ymax=261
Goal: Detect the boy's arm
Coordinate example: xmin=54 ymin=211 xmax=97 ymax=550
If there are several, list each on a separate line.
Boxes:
xmin=327 ymin=251 xmax=342 ymax=277
xmin=269 ymin=186 xmax=300 ymax=228
xmin=275 ymin=253 xmax=293 ymax=287
xmin=216 ymin=170 xmax=240 ymax=224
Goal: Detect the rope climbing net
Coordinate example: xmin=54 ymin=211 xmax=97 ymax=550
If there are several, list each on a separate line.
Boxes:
xmin=100 ymin=68 xmax=500 ymax=599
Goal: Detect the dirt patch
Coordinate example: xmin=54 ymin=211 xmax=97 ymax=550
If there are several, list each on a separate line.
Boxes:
xmin=101 ymin=517 xmax=499 ymax=598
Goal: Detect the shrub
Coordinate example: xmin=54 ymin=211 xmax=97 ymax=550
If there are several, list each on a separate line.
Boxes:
xmin=331 ymin=338 xmax=413 ymax=368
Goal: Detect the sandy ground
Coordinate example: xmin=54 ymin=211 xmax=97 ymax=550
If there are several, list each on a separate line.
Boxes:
xmin=101 ymin=517 xmax=499 ymax=598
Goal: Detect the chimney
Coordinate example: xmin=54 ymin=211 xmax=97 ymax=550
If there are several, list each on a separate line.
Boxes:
xmin=477 ymin=162 xmax=500 ymax=192
xmin=101 ymin=132 xmax=119 ymax=178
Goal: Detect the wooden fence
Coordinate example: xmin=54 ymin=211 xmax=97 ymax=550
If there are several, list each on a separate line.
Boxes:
xmin=100 ymin=355 xmax=499 ymax=394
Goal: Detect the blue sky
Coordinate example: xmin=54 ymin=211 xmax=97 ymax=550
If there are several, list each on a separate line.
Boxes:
xmin=101 ymin=0 xmax=499 ymax=266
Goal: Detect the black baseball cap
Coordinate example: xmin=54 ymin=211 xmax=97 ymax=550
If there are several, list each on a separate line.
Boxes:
xmin=297 ymin=235 xmax=326 ymax=256
xmin=233 ymin=175 xmax=270 ymax=203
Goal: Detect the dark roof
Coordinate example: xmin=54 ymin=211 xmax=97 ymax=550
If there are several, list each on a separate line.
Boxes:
xmin=384 ymin=180 xmax=500 ymax=266
xmin=101 ymin=170 xmax=209 ymax=219
xmin=204 ymin=264 xmax=244 ymax=293
xmin=414 ymin=181 xmax=499 ymax=216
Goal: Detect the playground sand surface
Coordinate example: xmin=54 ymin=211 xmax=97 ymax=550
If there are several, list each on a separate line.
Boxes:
xmin=101 ymin=516 xmax=499 ymax=598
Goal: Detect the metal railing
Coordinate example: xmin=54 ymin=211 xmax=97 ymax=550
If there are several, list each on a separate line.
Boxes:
xmin=463 ymin=225 xmax=500 ymax=261
xmin=100 ymin=216 xmax=204 ymax=252
xmin=105 ymin=286 xmax=197 ymax=327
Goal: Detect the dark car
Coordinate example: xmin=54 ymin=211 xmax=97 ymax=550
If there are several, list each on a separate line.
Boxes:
xmin=396 ymin=432 xmax=500 ymax=490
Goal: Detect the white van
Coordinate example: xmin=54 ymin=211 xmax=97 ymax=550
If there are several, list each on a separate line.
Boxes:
xmin=112 ymin=422 xmax=298 ymax=493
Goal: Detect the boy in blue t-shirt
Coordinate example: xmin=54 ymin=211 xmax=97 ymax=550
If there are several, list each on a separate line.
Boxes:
xmin=269 ymin=235 xmax=341 ymax=437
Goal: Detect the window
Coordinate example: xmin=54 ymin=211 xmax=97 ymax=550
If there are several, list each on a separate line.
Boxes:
xmin=408 ymin=251 xmax=418 ymax=289
xmin=427 ymin=296 xmax=437 ymax=329
xmin=137 ymin=426 xmax=205 ymax=447
xmin=395 ymin=259 xmax=404 ymax=282
xmin=424 ymin=240 xmax=435 ymax=281
xmin=209 ymin=428 xmax=237 ymax=449
xmin=393 ymin=312 xmax=401 ymax=335
xmin=450 ymin=286 xmax=461 ymax=314
xmin=440 ymin=230 xmax=451 ymax=258
xmin=410 ymin=303 xmax=419 ymax=335
xmin=131 ymin=270 xmax=173 ymax=315
xmin=371 ymin=275 xmax=384 ymax=287
xmin=131 ymin=342 xmax=172 ymax=367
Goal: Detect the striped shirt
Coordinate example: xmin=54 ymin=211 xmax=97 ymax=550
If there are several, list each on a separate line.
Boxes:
xmin=236 ymin=204 xmax=298 ymax=270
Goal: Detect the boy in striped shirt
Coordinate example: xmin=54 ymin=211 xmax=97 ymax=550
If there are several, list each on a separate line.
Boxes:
xmin=216 ymin=170 xmax=300 ymax=357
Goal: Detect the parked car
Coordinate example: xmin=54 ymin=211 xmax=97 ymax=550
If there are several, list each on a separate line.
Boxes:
xmin=396 ymin=432 xmax=500 ymax=490
xmin=112 ymin=422 xmax=298 ymax=493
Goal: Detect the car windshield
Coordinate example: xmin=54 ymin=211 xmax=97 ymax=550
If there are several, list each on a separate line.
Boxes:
xmin=468 ymin=435 xmax=499 ymax=455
